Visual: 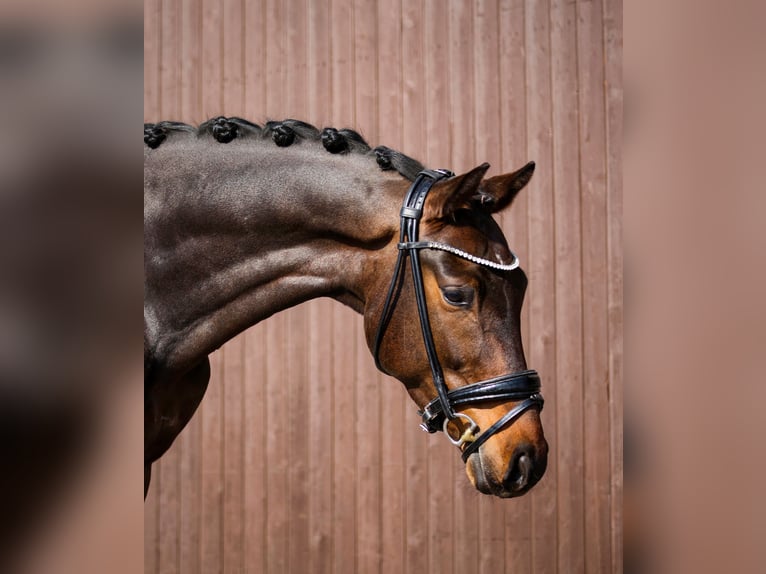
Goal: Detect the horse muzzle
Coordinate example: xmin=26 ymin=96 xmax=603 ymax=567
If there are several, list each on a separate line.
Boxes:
xmin=466 ymin=439 xmax=548 ymax=498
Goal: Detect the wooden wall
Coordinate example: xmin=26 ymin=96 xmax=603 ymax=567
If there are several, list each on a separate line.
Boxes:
xmin=144 ymin=0 xmax=622 ymax=572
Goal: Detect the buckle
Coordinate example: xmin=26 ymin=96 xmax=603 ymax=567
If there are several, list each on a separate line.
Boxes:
xmin=443 ymin=413 xmax=479 ymax=447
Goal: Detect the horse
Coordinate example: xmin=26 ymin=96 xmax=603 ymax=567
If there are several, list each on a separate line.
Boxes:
xmin=144 ymin=117 xmax=548 ymax=499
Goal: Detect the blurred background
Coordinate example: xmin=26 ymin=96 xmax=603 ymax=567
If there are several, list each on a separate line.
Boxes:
xmin=143 ymin=1 xmax=621 ymax=573
xmin=0 ymin=0 xmax=143 ymax=573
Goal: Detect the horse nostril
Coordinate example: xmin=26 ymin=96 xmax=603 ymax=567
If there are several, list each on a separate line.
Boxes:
xmin=504 ymin=446 xmax=534 ymax=492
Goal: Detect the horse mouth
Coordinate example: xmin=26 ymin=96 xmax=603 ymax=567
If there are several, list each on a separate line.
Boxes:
xmin=466 ymin=450 xmax=541 ymax=499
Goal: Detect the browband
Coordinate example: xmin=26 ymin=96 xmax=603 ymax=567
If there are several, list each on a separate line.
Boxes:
xmin=398 ymin=241 xmax=520 ymax=272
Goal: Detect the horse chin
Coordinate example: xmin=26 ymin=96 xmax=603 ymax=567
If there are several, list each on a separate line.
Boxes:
xmin=465 ymin=451 xmax=530 ymax=499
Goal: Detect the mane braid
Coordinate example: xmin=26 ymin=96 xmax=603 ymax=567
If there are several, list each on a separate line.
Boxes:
xmin=144 ymin=117 xmax=427 ymax=181
xmin=144 ymin=121 xmax=196 ymax=148
xmin=198 ymin=116 xmax=262 ymax=143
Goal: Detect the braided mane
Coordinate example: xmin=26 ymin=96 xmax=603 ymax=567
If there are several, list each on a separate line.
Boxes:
xmin=144 ymin=117 xmax=426 ymax=181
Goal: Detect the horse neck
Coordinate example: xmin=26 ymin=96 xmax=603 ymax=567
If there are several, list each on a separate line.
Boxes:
xmin=144 ymin=138 xmax=406 ymax=373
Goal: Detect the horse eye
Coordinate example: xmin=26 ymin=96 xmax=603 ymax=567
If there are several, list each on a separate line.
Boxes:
xmin=441 ymin=286 xmax=475 ymax=307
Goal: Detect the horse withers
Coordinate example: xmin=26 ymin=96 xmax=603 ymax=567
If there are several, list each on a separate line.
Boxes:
xmin=144 ymin=118 xmax=547 ymax=499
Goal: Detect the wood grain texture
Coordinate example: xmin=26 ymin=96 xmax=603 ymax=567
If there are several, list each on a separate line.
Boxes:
xmin=550 ymin=0 xmax=585 ymax=573
xmin=144 ymin=0 xmax=161 ymax=120
xmin=575 ymin=0 xmax=612 ymax=572
xmin=440 ymin=4 xmax=477 ymax=573
xmin=498 ymin=1 xmax=537 ymax=571
xmin=400 ymin=3 xmax=429 ymax=572
xmin=377 ymin=2 xmax=407 ymax=573
xmin=177 ymin=3 xmax=203 ymax=572
xmin=604 ymin=2 xmax=624 ymax=573
xmin=429 ymin=1 xmax=460 ymax=573
xmin=329 ymin=3 xmax=357 ymax=573
xmin=523 ymin=2 xmax=563 ymax=574
xmin=198 ymin=3 xmax=225 ymax=572
xmin=144 ymin=462 xmax=160 ymax=574
xmin=306 ymin=5 xmax=335 ymax=573
xmin=242 ymin=326 xmax=267 ymax=574
xmin=144 ymin=1 xmax=622 ymax=572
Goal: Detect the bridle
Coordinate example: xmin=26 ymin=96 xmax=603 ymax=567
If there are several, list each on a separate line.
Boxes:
xmin=372 ymin=169 xmax=544 ymax=462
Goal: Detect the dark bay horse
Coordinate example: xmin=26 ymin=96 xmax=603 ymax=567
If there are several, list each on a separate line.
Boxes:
xmin=144 ymin=117 xmax=547 ymax=499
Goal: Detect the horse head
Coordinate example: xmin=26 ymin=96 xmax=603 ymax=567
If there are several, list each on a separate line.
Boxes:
xmin=366 ymin=161 xmax=547 ymax=498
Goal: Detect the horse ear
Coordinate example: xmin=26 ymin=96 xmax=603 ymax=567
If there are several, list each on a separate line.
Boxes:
xmin=424 ymin=163 xmax=491 ymax=220
xmin=476 ymin=161 xmax=536 ymax=213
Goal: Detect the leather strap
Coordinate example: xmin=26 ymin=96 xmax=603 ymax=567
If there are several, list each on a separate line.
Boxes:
xmin=460 ymin=394 xmax=544 ymax=462
xmin=418 ymin=370 xmax=541 ymax=433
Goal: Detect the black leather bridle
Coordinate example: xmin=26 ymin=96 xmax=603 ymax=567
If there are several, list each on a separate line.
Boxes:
xmin=372 ymin=169 xmax=544 ymax=462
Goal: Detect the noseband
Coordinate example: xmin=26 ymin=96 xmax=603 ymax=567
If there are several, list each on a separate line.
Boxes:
xmin=372 ymin=169 xmax=544 ymax=462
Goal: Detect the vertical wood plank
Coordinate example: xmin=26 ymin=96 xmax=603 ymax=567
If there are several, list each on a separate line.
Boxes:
xmin=306 ymin=3 xmax=334 ymax=572
xmin=329 ymin=1 xmax=357 ymax=571
xmin=423 ymin=2 xmax=463 ymax=574
xmin=447 ymin=0 xmax=474 ymax=173
xmin=177 ymin=3 xmax=203 ymax=573
xmin=262 ymin=5 xmax=289 ymax=571
xmin=180 ymin=0 xmax=202 ymax=122
xmin=220 ymin=3 xmax=246 ymax=573
xmin=603 ymin=1 xmax=624 ymax=573
xmin=244 ymin=0 xmax=267 ymax=120
xmin=331 ymin=305 xmax=357 ymax=574
xmin=243 ymin=324 xmax=268 ymax=573
xmin=201 ymin=350 xmax=224 ymax=574
xmin=499 ymin=0 xmax=530 ymax=262
xmin=474 ymin=2 xmax=515 ymax=573
xmin=550 ymin=1 xmax=586 ymax=574
xmin=282 ymin=2 xmax=311 ymax=573
xmin=576 ymin=0 xmax=611 ymax=572
xmin=222 ymin=337 xmax=245 ymax=574
xmin=497 ymin=1 xmax=539 ymax=572
xmin=474 ymin=0 xmax=502 ymax=178
xmin=287 ymin=306 xmax=310 ymax=574
xmin=443 ymin=1 xmax=472 ymax=573
xmin=400 ymin=1 xmax=428 ymax=571
xmin=243 ymin=6 xmax=270 ymax=573
xmin=201 ymin=0 xmax=223 ymax=118
xmin=265 ymin=316 xmax=290 ymax=573
xmin=160 ymin=0 xmax=180 ymax=118
xmin=307 ymin=0 xmax=332 ymax=127
xmin=523 ymin=1 xmax=561 ymax=573
xmin=144 ymin=461 xmax=160 ymax=574
xmin=307 ymin=298 xmax=335 ymax=574
xmin=377 ymin=1 xmax=406 ymax=573
xmin=265 ymin=0 xmax=286 ymax=120
xmin=158 ymin=458 xmax=178 ymax=574
xmin=353 ymin=3 xmax=381 ymax=573
xmin=178 ymin=418 xmax=202 ymax=574
xmin=198 ymin=1 xmax=224 ymax=571
xmin=144 ymin=0 xmax=161 ymax=120
xmin=157 ymin=2 xmax=182 ymax=571
xmin=222 ymin=0 xmax=245 ymax=116
xmin=285 ymin=0 xmax=308 ymax=116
